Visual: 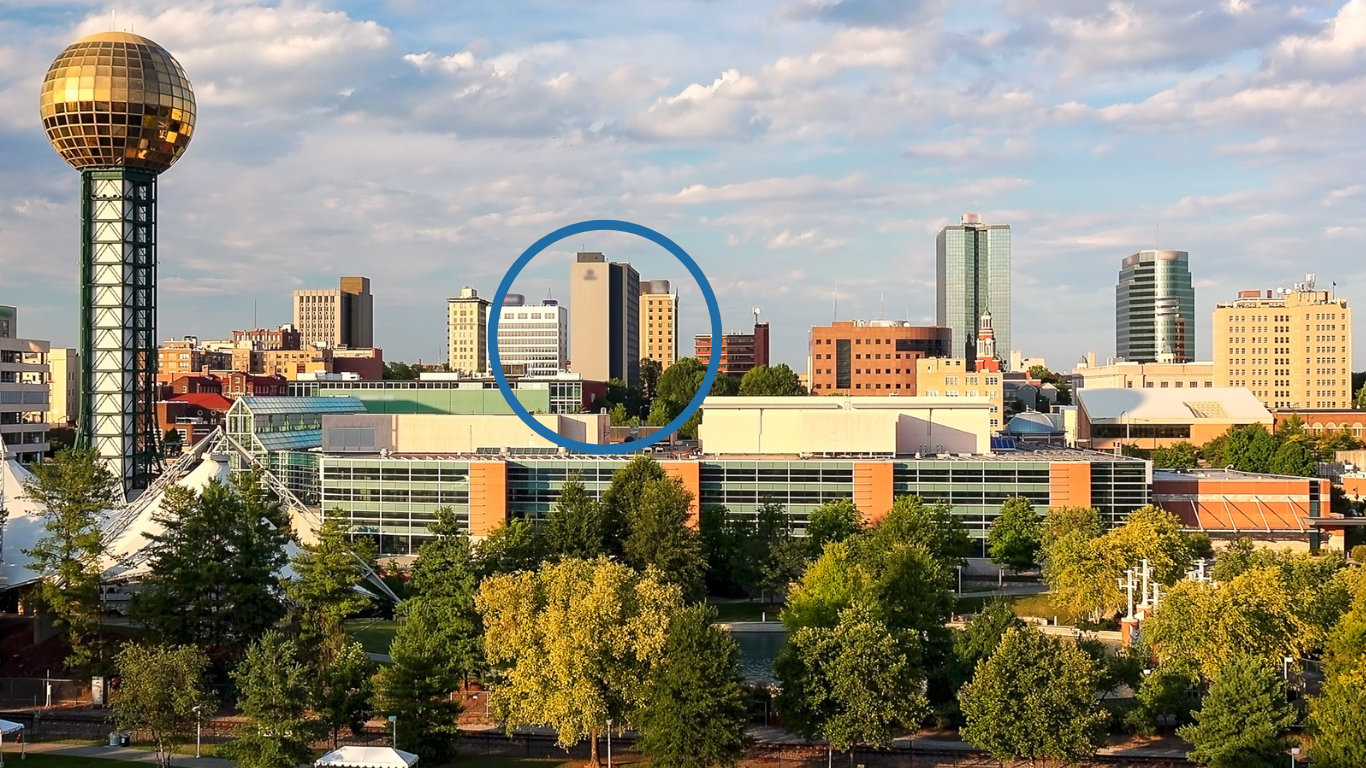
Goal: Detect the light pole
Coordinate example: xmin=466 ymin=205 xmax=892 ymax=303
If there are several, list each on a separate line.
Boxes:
xmin=956 ymin=565 xmax=963 ymax=596
xmin=1291 ymin=746 xmax=1300 ymax=767
xmin=606 ymin=719 xmax=612 ymax=768
xmin=193 ymin=705 xmax=202 ymax=758
xmin=1283 ymin=657 xmax=1293 ymax=683
xmin=388 ymin=715 xmax=397 ymax=749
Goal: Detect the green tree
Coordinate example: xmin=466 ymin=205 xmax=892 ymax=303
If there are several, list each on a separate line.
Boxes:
xmin=958 ymin=625 xmax=1109 ymax=766
xmin=986 ymin=497 xmax=1042 ymax=573
xmin=383 ymin=361 xmax=418 ymax=380
xmin=623 ymin=475 xmax=707 ymax=600
xmin=1268 ymin=440 xmax=1316 ymax=476
xmin=738 ymin=363 xmax=806 ymax=396
xmin=374 ymin=605 xmax=464 ymax=763
xmin=407 ymin=507 xmax=484 ymax=683
xmin=1145 ymin=568 xmax=1309 ymax=681
xmin=1308 ymin=568 xmax=1366 ymax=767
xmin=285 ymin=516 xmax=376 ymax=658
xmin=601 ymin=455 xmax=667 ymax=554
xmin=1151 ymin=440 xmax=1200 ymax=469
xmin=699 ymin=504 xmax=748 ymax=596
xmin=316 ymin=641 xmax=376 ymax=749
xmin=1214 ymin=424 xmax=1281 ymax=473
xmin=477 ymin=558 xmax=684 ymax=765
xmin=544 ymin=473 xmax=609 ymax=560
xmin=804 ymin=498 xmax=864 ymax=558
xmin=110 ymin=643 xmax=215 ymax=768
xmin=775 ymin=604 xmax=930 ymax=751
xmin=639 ymin=357 xmax=663 ymax=407
xmin=1039 ymin=506 xmax=1112 ymax=621
xmin=950 ymin=598 xmax=1024 ymax=691
xmin=474 ymin=518 xmax=545 ymax=577
xmin=1125 ymin=662 xmax=1198 ymax=735
xmin=21 ymin=447 xmax=120 ymax=669
xmin=1178 ymin=656 xmax=1298 ymax=768
xmin=633 ymin=606 xmax=752 ymax=768
xmin=221 ymin=631 xmax=322 ymax=768
xmin=867 ymin=495 xmax=972 ymax=568
xmin=649 ymin=357 xmax=739 ymax=437
xmin=131 ymin=477 xmax=291 ymax=672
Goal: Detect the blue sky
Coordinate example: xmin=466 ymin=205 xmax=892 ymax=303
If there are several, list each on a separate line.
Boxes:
xmin=4 ymin=0 xmax=1366 ymax=372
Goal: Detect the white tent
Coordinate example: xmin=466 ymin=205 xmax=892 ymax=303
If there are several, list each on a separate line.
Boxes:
xmin=314 ymin=746 xmax=418 ymax=768
xmin=0 ymin=717 xmax=25 ymax=765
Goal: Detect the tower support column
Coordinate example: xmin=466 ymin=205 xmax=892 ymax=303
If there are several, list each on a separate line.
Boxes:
xmin=78 ymin=167 xmax=159 ymax=494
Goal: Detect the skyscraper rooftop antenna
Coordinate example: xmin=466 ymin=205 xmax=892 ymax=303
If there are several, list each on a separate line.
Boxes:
xmin=753 ymin=307 xmax=760 ymax=326
xmin=833 ymin=285 xmax=838 ymax=321
xmin=880 ymin=293 xmax=885 ymax=320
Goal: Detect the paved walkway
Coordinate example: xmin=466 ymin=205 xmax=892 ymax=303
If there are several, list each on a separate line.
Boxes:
xmin=17 ymin=741 xmax=234 ymax=768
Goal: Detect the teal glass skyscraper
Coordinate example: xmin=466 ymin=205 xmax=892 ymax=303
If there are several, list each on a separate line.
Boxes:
xmin=1116 ymin=250 xmax=1195 ymax=363
xmin=936 ymin=213 xmax=1011 ymax=367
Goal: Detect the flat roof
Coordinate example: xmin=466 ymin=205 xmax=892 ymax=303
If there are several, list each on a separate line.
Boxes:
xmin=1154 ymin=468 xmax=1323 ymax=483
xmin=1077 ymin=387 xmax=1271 ymax=423
xmin=315 ymin=445 xmax=1145 ymax=464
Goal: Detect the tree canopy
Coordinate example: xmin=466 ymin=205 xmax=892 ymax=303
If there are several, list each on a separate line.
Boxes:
xmin=986 ymin=496 xmax=1042 ymax=573
xmin=477 ymin=557 xmax=684 ymax=764
xmin=958 ymin=625 xmax=1108 ymax=766
xmin=110 ymin=643 xmax=215 ymax=768
xmin=738 ymin=364 xmax=806 ymax=396
xmin=1177 ymin=656 xmax=1298 ymax=768
xmin=221 ymin=631 xmax=322 ymax=768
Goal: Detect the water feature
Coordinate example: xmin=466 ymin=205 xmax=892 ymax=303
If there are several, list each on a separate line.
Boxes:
xmin=730 ymin=630 xmax=787 ymax=685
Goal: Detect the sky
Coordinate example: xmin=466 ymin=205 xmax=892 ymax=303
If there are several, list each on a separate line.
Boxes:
xmin=4 ymin=0 xmax=1366 ymax=373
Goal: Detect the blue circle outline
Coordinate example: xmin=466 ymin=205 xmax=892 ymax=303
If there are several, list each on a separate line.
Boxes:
xmin=489 ymin=220 xmax=722 ymax=455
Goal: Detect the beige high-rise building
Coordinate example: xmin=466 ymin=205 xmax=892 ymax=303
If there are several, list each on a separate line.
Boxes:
xmin=570 ymin=252 xmax=640 ymax=386
xmin=448 ymin=286 xmax=490 ymax=374
xmin=47 ymin=348 xmax=79 ymax=426
xmin=1213 ymin=281 xmax=1352 ymax=409
xmin=640 ymin=280 xmax=678 ymax=370
xmin=915 ymin=358 xmax=1005 ymax=428
xmin=293 ymin=276 xmax=373 ymax=349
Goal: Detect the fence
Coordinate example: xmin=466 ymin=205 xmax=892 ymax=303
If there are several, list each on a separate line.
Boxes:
xmin=0 ymin=679 xmax=86 ymax=708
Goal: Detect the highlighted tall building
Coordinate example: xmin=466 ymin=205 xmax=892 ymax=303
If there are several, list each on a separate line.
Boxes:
xmin=39 ymin=32 xmax=197 ymax=492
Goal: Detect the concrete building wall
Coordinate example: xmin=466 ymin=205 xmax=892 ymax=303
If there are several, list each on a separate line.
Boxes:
xmin=570 ymin=253 xmax=611 ymax=382
xmin=640 ymin=283 xmax=678 ymax=370
xmin=809 ymin=321 xmax=952 ymax=395
xmin=916 ymin=358 xmax=1005 ymax=428
xmin=1071 ymin=361 xmax=1213 ymax=391
xmin=447 ymin=287 xmax=490 ymax=374
xmin=697 ymin=396 xmax=991 ymax=456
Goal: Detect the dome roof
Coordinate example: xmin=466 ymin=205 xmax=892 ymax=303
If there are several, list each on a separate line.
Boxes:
xmin=39 ymin=31 xmax=195 ymax=173
xmin=1003 ymin=411 xmax=1063 ymax=435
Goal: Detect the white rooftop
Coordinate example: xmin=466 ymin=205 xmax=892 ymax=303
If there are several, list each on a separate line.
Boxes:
xmin=1076 ymin=387 xmax=1272 ymax=423
xmin=315 ymin=747 xmax=418 ymax=768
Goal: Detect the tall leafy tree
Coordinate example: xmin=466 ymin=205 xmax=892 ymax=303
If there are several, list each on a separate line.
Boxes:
xmin=477 ymin=558 xmax=683 ymax=765
xmin=958 ymin=625 xmax=1109 ymax=766
xmin=221 ymin=631 xmax=322 ymax=768
xmin=1145 ymin=567 xmax=1309 ymax=681
xmin=633 ymin=606 xmax=752 ymax=768
xmin=699 ymin=504 xmax=747 ymax=596
xmin=775 ymin=603 xmax=929 ymax=751
xmin=601 ymin=455 xmax=666 ymax=548
xmin=623 ymin=475 xmax=707 ymax=600
xmin=1039 ymin=505 xmax=1111 ymax=621
xmin=639 ymin=357 xmax=663 ymax=407
xmin=316 ymin=641 xmax=377 ymax=749
xmin=867 ymin=495 xmax=972 ymax=568
xmin=285 ymin=516 xmax=376 ymax=659
xmin=543 ymin=473 xmax=609 ymax=560
xmin=21 ymin=447 xmax=120 ymax=669
xmin=738 ymin=363 xmax=806 ymax=396
xmin=375 ymin=605 xmax=464 ymax=763
xmin=1308 ymin=568 xmax=1366 ymax=768
xmin=804 ymin=498 xmax=864 ymax=558
xmin=110 ymin=643 xmax=215 ymax=768
xmin=1125 ymin=661 xmax=1199 ymax=735
xmin=406 ymin=507 xmax=484 ymax=684
xmin=950 ymin=598 xmax=1024 ymax=691
xmin=1177 ymin=656 xmax=1298 ymax=768
xmin=986 ymin=497 xmax=1042 ymax=573
xmin=131 ymin=476 xmax=291 ymax=672
xmin=1151 ymin=440 xmax=1200 ymax=469
xmin=474 ymin=518 xmax=545 ymax=577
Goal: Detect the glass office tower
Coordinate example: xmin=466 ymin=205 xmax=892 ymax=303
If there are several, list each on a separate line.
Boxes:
xmin=936 ymin=213 xmax=1011 ymax=367
xmin=1116 ymin=250 xmax=1195 ymax=363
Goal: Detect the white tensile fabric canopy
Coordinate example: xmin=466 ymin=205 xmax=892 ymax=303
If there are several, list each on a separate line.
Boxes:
xmin=0 ymin=718 xmax=25 ymax=766
xmin=314 ymin=746 xmax=418 ymax=768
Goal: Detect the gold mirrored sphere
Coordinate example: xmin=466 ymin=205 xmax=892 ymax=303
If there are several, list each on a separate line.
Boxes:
xmin=39 ymin=31 xmax=196 ymax=173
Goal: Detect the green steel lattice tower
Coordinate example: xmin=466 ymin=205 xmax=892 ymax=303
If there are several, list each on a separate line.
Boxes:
xmin=39 ymin=31 xmax=196 ymax=495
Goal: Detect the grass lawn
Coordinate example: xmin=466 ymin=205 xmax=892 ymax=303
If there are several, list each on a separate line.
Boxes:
xmin=954 ymin=592 xmax=1070 ymax=621
xmin=708 ymin=602 xmax=781 ymax=622
xmin=5 ymin=755 xmax=150 ymax=768
xmin=345 ymin=619 xmax=401 ymax=655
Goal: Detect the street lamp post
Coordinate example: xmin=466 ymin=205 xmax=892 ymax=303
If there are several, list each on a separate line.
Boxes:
xmin=1284 ymin=656 xmax=1293 ymax=683
xmin=1291 ymin=746 xmax=1301 ymax=767
xmin=193 ymin=705 xmax=202 ymax=758
xmin=956 ymin=565 xmax=963 ymax=596
xmin=388 ymin=715 xmax=397 ymax=749
xmin=607 ymin=719 xmax=613 ymax=768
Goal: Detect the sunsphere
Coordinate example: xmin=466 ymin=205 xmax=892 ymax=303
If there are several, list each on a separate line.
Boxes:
xmin=39 ymin=31 xmax=195 ymax=173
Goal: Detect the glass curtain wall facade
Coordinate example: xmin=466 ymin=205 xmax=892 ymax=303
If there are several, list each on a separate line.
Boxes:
xmin=303 ymin=453 xmax=1150 ymax=556
xmin=1116 ymin=250 xmax=1195 ymax=363
xmin=936 ymin=215 xmax=1011 ymax=367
